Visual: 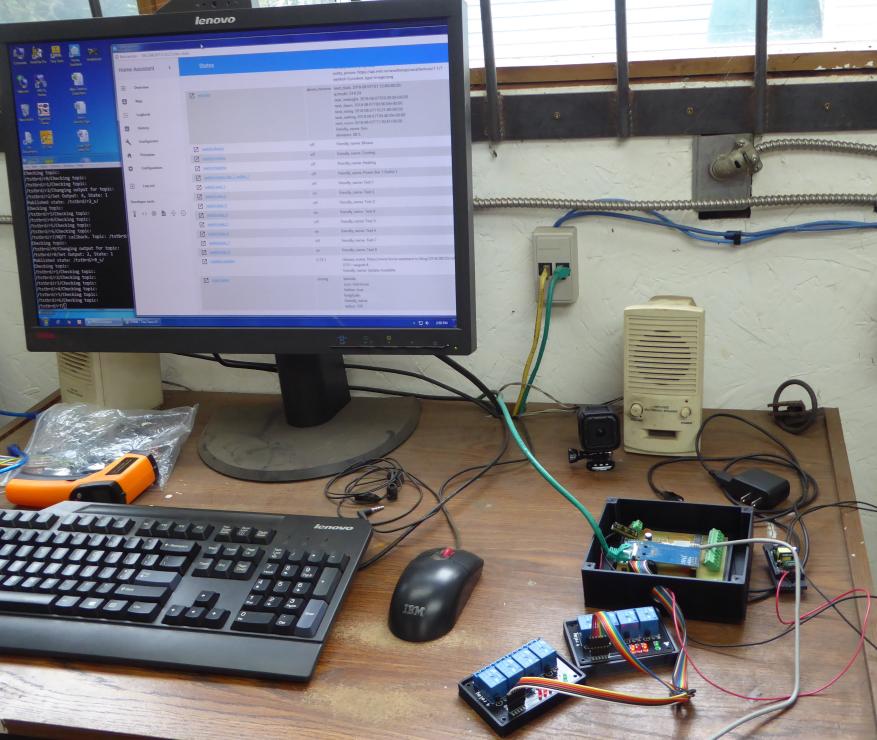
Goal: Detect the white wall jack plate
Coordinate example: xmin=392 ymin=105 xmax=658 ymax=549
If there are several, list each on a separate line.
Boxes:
xmin=533 ymin=226 xmax=578 ymax=304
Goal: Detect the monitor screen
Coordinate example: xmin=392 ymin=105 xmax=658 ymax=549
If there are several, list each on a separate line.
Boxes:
xmin=2 ymin=0 xmax=473 ymax=354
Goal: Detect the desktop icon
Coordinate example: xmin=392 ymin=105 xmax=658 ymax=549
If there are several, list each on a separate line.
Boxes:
xmin=76 ymin=129 xmax=90 ymax=144
xmin=36 ymin=102 xmax=50 ymax=118
xmin=71 ymin=72 xmax=84 ymax=86
xmin=39 ymin=130 xmax=53 ymax=146
xmin=50 ymin=45 xmax=62 ymax=59
xmin=22 ymin=131 xmax=33 ymax=146
xmin=87 ymin=47 xmax=99 ymax=58
xmin=12 ymin=47 xmax=25 ymax=61
xmin=19 ymin=103 xmax=30 ymax=118
xmin=74 ymin=100 xmax=87 ymax=115
xmin=31 ymin=46 xmax=43 ymax=61
xmin=69 ymin=44 xmax=80 ymax=59
xmin=16 ymin=75 xmax=28 ymax=89
xmin=34 ymin=74 xmax=47 ymax=90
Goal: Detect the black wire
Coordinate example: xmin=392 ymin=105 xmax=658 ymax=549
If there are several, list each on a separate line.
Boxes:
xmin=175 ymin=352 xmax=279 ymax=372
xmin=689 ymin=592 xmax=874 ymax=650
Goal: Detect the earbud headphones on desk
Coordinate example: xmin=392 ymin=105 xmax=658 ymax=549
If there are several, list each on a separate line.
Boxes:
xmin=768 ymin=379 xmax=819 ymax=434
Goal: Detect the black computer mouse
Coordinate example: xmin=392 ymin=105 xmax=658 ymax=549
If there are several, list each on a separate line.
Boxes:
xmin=388 ymin=547 xmax=483 ymax=642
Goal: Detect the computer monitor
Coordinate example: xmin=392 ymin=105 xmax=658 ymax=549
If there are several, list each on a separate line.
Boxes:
xmin=1 ymin=0 xmax=474 ymax=482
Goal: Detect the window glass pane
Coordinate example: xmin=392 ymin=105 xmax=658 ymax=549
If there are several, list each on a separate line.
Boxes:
xmin=467 ymin=0 xmax=877 ymax=68
xmin=100 ymin=0 xmax=140 ymax=16
xmin=0 ymin=0 xmax=92 ymax=23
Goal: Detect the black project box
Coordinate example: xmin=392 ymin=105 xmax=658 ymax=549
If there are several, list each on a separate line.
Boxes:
xmin=581 ymin=498 xmax=754 ymax=622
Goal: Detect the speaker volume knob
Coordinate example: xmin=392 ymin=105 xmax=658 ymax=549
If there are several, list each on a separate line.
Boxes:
xmin=629 ymin=403 xmax=643 ymax=418
xmin=680 ymin=406 xmax=692 ymax=419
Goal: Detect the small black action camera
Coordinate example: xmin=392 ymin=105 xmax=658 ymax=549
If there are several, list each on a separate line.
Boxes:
xmin=568 ymin=404 xmax=621 ymax=472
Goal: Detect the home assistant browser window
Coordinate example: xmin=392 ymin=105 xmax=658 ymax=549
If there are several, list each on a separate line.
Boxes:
xmin=10 ymin=21 xmax=458 ymax=329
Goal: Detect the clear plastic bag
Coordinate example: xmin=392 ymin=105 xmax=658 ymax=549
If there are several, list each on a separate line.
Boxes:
xmin=0 ymin=403 xmax=197 ymax=492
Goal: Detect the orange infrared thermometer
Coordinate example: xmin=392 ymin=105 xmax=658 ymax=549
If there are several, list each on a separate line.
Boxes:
xmin=5 ymin=452 xmax=158 ymax=509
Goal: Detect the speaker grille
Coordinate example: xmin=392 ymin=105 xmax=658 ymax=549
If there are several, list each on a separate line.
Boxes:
xmin=58 ymin=352 xmax=94 ymax=384
xmin=626 ymin=316 xmax=699 ymax=395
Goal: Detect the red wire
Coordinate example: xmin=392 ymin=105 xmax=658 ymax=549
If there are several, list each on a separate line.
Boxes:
xmin=670 ymin=586 xmax=871 ymax=702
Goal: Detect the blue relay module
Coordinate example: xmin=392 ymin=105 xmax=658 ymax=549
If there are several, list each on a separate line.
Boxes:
xmin=459 ymin=638 xmax=585 ymax=736
xmin=562 ymin=605 xmax=679 ymax=675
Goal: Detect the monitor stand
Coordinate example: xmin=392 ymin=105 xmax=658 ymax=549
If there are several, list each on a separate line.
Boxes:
xmin=198 ymin=354 xmax=420 ymax=482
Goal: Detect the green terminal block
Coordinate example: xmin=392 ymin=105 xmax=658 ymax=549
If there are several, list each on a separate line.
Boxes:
xmin=703 ymin=528 xmax=726 ymax=573
xmin=629 ymin=520 xmax=644 ymax=537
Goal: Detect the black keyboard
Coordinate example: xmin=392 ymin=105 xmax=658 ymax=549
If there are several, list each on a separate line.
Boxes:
xmin=0 ymin=500 xmax=371 ymax=680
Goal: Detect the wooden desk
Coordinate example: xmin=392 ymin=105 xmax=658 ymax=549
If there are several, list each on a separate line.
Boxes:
xmin=1 ymin=394 xmax=874 ymax=739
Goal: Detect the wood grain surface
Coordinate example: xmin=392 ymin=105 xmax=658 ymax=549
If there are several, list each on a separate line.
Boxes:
xmin=0 ymin=393 xmax=874 ymax=739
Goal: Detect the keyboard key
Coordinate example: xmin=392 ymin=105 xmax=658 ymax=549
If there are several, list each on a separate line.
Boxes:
xmin=190 ymin=524 xmax=212 ymax=541
xmin=6 ymin=585 xmax=52 ymax=613
xmin=93 ymin=516 xmax=113 ymax=533
xmin=133 ymin=570 xmax=181 ymax=589
xmin=153 ymin=522 xmax=173 ymax=537
xmin=158 ymin=556 xmax=187 ymax=572
xmin=280 ymin=564 xmax=299 ymax=580
xmin=21 ymin=576 xmax=42 ymax=591
xmin=292 ymin=581 xmax=311 ymax=597
xmin=263 ymin=596 xmax=283 ymax=611
xmin=268 ymin=547 xmax=286 ymax=562
xmin=3 ymin=575 xmax=23 ymax=589
xmin=32 ymin=513 xmax=58 ymax=530
xmin=172 ymin=523 xmax=192 ymax=539
xmin=116 ymin=568 xmax=136 ymax=583
xmin=98 ymin=567 xmax=117 ymax=581
xmin=42 ymin=563 xmax=62 ymax=577
xmin=244 ymin=594 xmax=262 ymax=608
xmin=6 ymin=560 xmax=26 ymax=574
xmin=241 ymin=546 xmax=261 ymax=560
xmin=294 ymin=599 xmax=327 ymax=637
xmin=86 ymin=549 xmax=105 ymax=564
xmin=215 ymin=525 xmax=233 ymax=542
xmin=115 ymin=584 xmax=170 ymax=603
xmin=141 ymin=554 xmax=159 ymax=569
xmin=101 ymin=599 xmax=128 ymax=617
xmin=68 ymin=548 xmax=87 ymax=563
xmin=51 ymin=531 xmax=70 ymax=545
xmin=76 ymin=581 xmax=96 ymax=595
xmin=0 ymin=529 xmax=19 ymax=544
xmin=141 ymin=538 xmax=160 ymax=553
xmin=251 ymin=578 xmax=270 ymax=594
xmin=59 ymin=515 xmax=79 ymax=531
xmin=79 ymin=565 xmax=98 ymax=579
xmin=109 ymin=518 xmax=133 ymax=535
xmin=192 ymin=558 xmax=214 ymax=577
xmin=127 ymin=601 xmax=159 ymax=622
xmin=204 ymin=544 xmax=222 ymax=557
xmin=299 ymin=565 xmax=319 ymax=581
xmin=88 ymin=534 xmax=106 ymax=548
xmin=273 ymin=580 xmax=291 ymax=596
xmin=96 ymin=582 xmax=115 ymax=596
xmin=77 ymin=515 xmax=95 ymax=531
xmin=33 ymin=546 xmax=51 ymax=560
xmin=78 ymin=597 xmax=104 ymax=615
xmin=221 ymin=545 xmax=241 ymax=560
xmin=160 ymin=541 xmax=198 ymax=556
xmin=104 ymin=551 xmax=123 ymax=567
xmin=326 ymin=551 xmax=349 ymax=570
xmin=0 ymin=544 xmax=14 ymax=558
xmin=260 ymin=563 xmax=279 ymax=578
xmin=70 ymin=533 xmax=88 ymax=547
xmin=57 ymin=579 xmax=77 ymax=594
xmin=17 ymin=512 xmax=37 ymax=527
xmin=54 ymin=595 xmax=80 ymax=614
xmin=106 ymin=535 xmax=124 ymax=549
xmin=313 ymin=568 xmax=341 ymax=600
xmin=231 ymin=610 xmax=273 ymax=633
xmin=193 ymin=590 xmax=219 ymax=609
xmin=212 ymin=559 xmax=232 ymax=578
xmin=203 ymin=608 xmax=229 ymax=629
xmin=184 ymin=606 xmax=205 ymax=625
xmin=123 ymin=552 xmax=141 ymax=567
xmin=285 ymin=549 xmax=305 ymax=564
xmin=162 ymin=604 xmax=187 ymax=625
xmin=233 ymin=527 xmax=254 ymax=543
xmin=253 ymin=529 xmax=274 ymax=544
xmin=38 ymin=577 xmax=59 ymax=592
xmin=24 ymin=561 xmax=43 ymax=576
xmin=273 ymin=613 xmax=296 ymax=634
xmin=122 ymin=536 xmax=142 ymax=552
xmin=230 ymin=561 xmax=254 ymax=580
xmin=306 ymin=551 xmax=326 ymax=565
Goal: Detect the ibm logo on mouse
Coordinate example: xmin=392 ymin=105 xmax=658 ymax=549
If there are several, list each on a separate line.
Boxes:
xmin=195 ymin=15 xmax=236 ymax=25
xmin=402 ymin=603 xmax=426 ymax=617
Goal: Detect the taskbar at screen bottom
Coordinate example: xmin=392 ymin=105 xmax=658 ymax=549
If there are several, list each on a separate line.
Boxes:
xmin=37 ymin=314 xmax=458 ymax=329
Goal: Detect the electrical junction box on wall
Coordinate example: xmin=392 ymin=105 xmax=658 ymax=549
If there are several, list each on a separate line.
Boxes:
xmin=57 ymin=353 xmax=163 ymax=409
xmin=623 ymin=296 xmax=704 ymax=456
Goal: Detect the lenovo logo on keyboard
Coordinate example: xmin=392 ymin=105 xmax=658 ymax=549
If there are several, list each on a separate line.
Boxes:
xmin=313 ymin=524 xmax=354 ymax=531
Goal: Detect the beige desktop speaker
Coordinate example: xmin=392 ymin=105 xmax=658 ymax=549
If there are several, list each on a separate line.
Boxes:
xmin=623 ymin=296 xmax=704 ymax=456
xmin=57 ymin=352 xmax=164 ymax=409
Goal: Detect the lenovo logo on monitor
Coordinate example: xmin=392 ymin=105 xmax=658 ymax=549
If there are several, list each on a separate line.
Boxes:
xmin=194 ymin=15 xmax=236 ymax=25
